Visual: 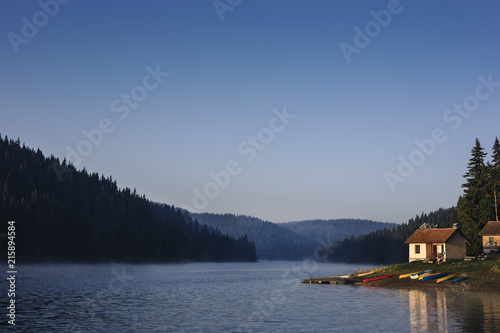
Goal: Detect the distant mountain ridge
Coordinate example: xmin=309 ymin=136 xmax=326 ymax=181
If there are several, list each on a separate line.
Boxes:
xmin=192 ymin=213 xmax=317 ymax=260
xmin=281 ymin=219 xmax=397 ymax=243
xmin=192 ymin=213 xmax=396 ymax=260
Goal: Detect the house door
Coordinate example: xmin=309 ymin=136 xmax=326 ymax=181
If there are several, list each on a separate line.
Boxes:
xmin=432 ymin=245 xmax=438 ymax=259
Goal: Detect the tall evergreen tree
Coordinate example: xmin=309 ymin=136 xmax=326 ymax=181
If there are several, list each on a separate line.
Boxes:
xmin=457 ymin=138 xmax=491 ymax=255
xmin=491 ymin=137 xmax=500 ymax=221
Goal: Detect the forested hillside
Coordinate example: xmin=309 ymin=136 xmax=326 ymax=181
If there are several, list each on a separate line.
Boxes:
xmin=281 ymin=219 xmax=396 ymax=243
xmin=0 ymin=135 xmax=256 ymax=262
xmin=192 ymin=213 xmax=317 ymax=260
xmin=193 ymin=214 xmax=397 ymax=260
xmin=326 ymin=208 xmax=455 ymax=264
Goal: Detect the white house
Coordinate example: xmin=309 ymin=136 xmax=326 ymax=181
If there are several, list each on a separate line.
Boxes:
xmin=404 ymin=226 xmax=469 ymax=263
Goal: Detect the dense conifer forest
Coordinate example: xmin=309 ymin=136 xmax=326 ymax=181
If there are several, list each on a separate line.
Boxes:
xmin=0 ymin=135 xmax=257 ymax=262
xmin=281 ymin=219 xmax=396 ymax=242
xmin=326 ymin=208 xmax=455 ymax=264
xmin=193 ymin=213 xmax=396 ymax=260
xmin=193 ymin=213 xmax=318 ymax=260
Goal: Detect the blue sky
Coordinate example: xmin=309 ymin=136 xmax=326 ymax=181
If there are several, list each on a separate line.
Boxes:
xmin=1 ymin=0 xmax=499 ymax=223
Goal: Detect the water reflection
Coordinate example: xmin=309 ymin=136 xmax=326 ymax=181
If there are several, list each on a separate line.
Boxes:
xmin=5 ymin=264 xmax=500 ymax=332
xmin=403 ymin=289 xmax=500 ymax=333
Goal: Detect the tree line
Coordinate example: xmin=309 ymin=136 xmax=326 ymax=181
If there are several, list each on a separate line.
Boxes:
xmin=326 ymin=208 xmax=455 ymax=264
xmin=193 ymin=213 xmax=398 ymax=260
xmin=326 ymin=137 xmax=499 ymax=264
xmin=0 ymin=135 xmax=257 ymax=262
xmin=452 ymin=137 xmax=500 ymax=254
xmin=192 ymin=213 xmax=318 ymax=260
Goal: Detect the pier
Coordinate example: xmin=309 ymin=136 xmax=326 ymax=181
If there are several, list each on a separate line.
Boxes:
xmin=301 ymin=276 xmax=357 ymax=285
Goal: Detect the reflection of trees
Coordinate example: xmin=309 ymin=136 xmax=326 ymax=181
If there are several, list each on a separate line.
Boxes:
xmin=483 ymin=296 xmax=500 ymax=333
xmin=460 ymin=293 xmax=486 ymax=333
xmin=403 ymin=289 xmax=500 ymax=333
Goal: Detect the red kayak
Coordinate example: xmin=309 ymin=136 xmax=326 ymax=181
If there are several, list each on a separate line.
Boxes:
xmin=363 ymin=274 xmax=393 ymax=283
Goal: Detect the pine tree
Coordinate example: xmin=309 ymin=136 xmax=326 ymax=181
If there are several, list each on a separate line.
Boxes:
xmin=457 ymin=138 xmax=490 ymax=255
xmin=491 ymin=137 xmax=500 ymax=221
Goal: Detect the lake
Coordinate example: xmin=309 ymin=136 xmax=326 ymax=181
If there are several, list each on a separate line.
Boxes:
xmin=2 ymin=261 xmax=500 ymax=332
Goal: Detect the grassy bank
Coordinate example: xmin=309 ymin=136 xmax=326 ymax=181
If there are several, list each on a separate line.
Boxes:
xmin=351 ymin=253 xmax=500 ymax=291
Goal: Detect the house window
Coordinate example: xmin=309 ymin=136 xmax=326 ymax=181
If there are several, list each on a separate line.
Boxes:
xmin=415 ymin=245 xmax=420 ymax=254
xmin=490 ymin=237 xmax=494 ymax=245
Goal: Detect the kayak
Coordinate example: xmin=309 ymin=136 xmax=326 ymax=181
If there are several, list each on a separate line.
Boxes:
xmin=436 ymin=274 xmax=455 ymax=283
xmin=357 ymin=270 xmax=376 ymax=277
xmin=450 ymin=277 xmax=469 ymax=284
xmin=410 ymin=269 xmax=436 ymax=279
xmin=399 ymin=271 xmax=421 ymax=279
xmin=422 ymin=273 xmax=447 ymax=281
xmin=363 ymin=274 xmax=393 ymax=283
xmin=418 ymin=272 xmax=438 ymax=280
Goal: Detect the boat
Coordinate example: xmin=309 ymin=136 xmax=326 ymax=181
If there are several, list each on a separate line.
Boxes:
xmin=450 ymin=277 xmax=469 ymax=284
xmin=436 ymin=274 xmax=455 ymax=283
xmin=363 ymin=274 xmax=393 ymax=283
xmin=421 ymin=273 xmax=447 ymax=281
xmin=357 ymin=270 xmax=376 ymax=277
xmin=410 ymin=269 xmax=436 ymax=279
xmin=418 ymin=272 xmax=438 ymax=280
xmin=399 ymin=271 xmax=421 ymax=279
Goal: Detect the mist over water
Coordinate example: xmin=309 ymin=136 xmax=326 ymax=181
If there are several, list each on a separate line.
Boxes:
xmin=2 ymin=262 xmax=499 ymax=332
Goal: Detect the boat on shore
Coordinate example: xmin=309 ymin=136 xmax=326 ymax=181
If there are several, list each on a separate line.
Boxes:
xmin=410 ymin=269 xmax=436 ymax=280
xmin=450 ymin=277 xmax=469 ymax=284
xmin=422 ymin=273 xmax=447 ymax=281
xmin=399 ymin=271 xmax=420 ymax=279
xmin=357 ymin=270 xmax=376 ymax=277
xmin=418 ymin=272 xmax=438 ymax=280
xmin=436 ymin=274 xmax=455 ymax=283
xmin=363 ymin=274 xmax=393 ymax=283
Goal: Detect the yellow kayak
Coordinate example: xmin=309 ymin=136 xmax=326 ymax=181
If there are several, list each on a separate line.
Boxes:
xmin=399 ymin=271 xmax=421 ymax=279
xmin=436 ymin=274 xmax=455 ymax=283
xmin=418 ymin=272 xmax=436 ymax=280
xmin=357 ymin=270 xmax=376 ymax=277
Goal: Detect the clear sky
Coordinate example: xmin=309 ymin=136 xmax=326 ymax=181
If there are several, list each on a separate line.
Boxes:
xmin=1 ymin=0 xmax=499 ymax=224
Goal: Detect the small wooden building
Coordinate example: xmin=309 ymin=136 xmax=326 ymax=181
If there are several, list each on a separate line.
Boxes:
xmin=404 ymin=226 xmax=469 ymax=262
xmin=478 ymin=221 xmax=500 ymax=254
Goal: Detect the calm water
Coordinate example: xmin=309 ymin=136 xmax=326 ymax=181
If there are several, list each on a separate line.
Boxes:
xmin=2 ymin=261 xmax=500 ymax=332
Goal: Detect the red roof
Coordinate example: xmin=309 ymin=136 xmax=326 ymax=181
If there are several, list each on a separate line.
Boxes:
xmin=404 ymin=228 xmax=469 ymax=244
xmin=478 ymin=221 xmax=500 ymax=236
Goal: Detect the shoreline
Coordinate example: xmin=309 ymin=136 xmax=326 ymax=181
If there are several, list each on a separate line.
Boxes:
xmin=303 ymin=254 xmax=500 ymax=292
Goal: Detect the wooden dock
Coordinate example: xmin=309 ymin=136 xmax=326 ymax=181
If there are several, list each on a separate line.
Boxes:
xmin=301 ymin=276 xmax=357 ymax=285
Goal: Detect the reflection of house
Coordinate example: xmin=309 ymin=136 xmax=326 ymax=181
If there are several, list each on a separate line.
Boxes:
xmin=406 ymin=290 xmax=448 ymax=333
xmin=404 ymin=226 xmax=469 ymax=262
xmin=405 ymin=289 xmax=500 ymax=332
xmin=478 ymin=221 xmax=500 ymax=254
